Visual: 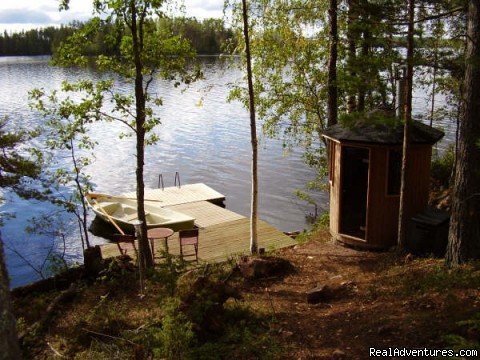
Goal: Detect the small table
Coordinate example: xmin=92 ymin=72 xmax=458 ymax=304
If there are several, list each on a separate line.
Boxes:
xmin=147 ymin=227 xmax=174 ymax=260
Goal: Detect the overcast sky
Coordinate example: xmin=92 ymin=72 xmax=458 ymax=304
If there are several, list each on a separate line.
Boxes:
xmin=0 ymin=0 xmax=225 ymax=32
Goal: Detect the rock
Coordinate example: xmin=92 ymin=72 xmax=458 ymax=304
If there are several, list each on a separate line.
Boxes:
xmin=332 ymin=349 xmax=346 ymax=359
xmin=404 ymin=253 xmax=414 ymax=264
xmin=306 ymin=284 xmax=332 ymax=304
xmin=306 ymin=281 xmax=356 ymax=304
xmin=237 ymin=256 xmax=294 ymax=279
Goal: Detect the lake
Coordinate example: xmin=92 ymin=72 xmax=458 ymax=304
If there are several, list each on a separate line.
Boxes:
xmin=0 ymin=56 xmax=456 ymax=288
xmin=0 ymin=56 xmax=327 ymax=288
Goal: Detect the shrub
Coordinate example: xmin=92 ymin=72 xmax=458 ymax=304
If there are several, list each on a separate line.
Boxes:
xmin=150 ymin=298 xmax=196 ymax=359
xmin=431 ymin=145 xmax=455 ymax=187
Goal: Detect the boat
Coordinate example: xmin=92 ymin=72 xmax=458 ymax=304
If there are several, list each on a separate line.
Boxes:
xmin=85 ymin=192 xmax=195 ymax=232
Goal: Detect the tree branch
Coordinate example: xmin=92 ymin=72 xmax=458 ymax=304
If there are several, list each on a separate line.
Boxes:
xmin=394 ymin=6 xmax=464 ymax=25
xmin=98 ymin=111 xmax=137 ymax=133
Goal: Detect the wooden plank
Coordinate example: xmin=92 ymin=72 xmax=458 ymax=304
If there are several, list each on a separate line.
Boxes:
xmin=165 ymin=201 xmax=245 ymax=228
xmin=122 ymin=183 xmax=225 ymax=207
xmin=100 ymin=218 xmax=296 ymax=262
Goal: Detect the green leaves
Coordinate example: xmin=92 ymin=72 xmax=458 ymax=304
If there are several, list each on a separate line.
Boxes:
xmin=0 ymin=117 xmax=42 ymax=192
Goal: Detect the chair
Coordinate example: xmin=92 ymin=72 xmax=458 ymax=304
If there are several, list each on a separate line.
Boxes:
xmin=113 ymin=234 xmax=138 ymax=258
xmin=179 ymin=229 xmax=199 ymax=262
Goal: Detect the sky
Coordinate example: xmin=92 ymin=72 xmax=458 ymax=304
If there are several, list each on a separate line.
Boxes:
xmin=0 ymin=0 xmax=225 ymax=32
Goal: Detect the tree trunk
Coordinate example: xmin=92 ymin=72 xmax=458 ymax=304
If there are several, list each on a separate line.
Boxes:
xmin=130 ymin=1 xmax=153 ymax=272
xmin=397 ymin=0 xmax=415 ymax=249
xmin=241 ymin=0 xmax=258 ymax=254
xmin=346 ymin=0 xmax=357 ymax=113
xmin=429 ymin=51 xmax=438 ymax=127
xmin=327 ymin=0 xmax=338 ymax=127
xmin=357 ymin=29 xmax=370 ymax=112
xmin=0 ymin=237 xmax=22 ymax=360
xmin=446 ymin=0 xmax=480 ymax=264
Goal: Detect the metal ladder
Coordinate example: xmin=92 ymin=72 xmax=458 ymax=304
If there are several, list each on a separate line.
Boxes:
xmin=157 ymin=172 xmax=181 ymax=190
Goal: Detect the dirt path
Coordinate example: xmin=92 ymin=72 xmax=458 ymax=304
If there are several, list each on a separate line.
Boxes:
xmin=241 ymin=238 xmax=480 ymax=359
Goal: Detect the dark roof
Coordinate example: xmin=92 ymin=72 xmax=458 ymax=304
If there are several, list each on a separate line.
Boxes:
xmin=322 ymin=120 xmax=444 ymax=145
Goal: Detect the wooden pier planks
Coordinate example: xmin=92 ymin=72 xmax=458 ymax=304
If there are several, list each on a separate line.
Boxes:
xmin=100 ymin=218 xmax=297 ymax=262
xmin=165 ymin=201 xmax=245 ymax=228
xmin=122 ymin=183 xmax=225 ymax=207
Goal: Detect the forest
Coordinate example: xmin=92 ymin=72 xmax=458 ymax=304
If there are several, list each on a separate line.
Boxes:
xmin=0 ymin=17 xmax=233 ymax=56
xmin=1 ymin=0 xmax=480 ymax=358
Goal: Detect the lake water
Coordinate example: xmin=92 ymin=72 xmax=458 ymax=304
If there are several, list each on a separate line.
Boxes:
xmin=0 ymin=56 xmax=456 ymax=288
xmin=0 ymin=56 xmax=327 ymax=288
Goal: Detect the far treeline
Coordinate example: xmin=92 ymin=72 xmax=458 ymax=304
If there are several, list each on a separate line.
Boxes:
xmin=0 ymin=17 xmax=234 ymax=56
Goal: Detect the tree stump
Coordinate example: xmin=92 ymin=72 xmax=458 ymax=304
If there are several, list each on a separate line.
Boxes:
xmin=84 ymin=246 xmax=103 ymax=277
xmin=237 ymin=256 xmax=294 ymax=279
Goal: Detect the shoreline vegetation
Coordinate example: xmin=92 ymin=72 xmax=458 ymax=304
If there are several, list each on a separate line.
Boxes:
xmin=11 ymin=220 xmax=480 ymax=359
xmin=9 ymin=156 xmax=470 ymax=358
xmin=0 ymin=17 xmax=234 ymax=57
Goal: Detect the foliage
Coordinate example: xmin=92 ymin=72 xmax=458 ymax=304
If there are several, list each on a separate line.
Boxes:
xmin=431 ymin=145 xmax=455 ymax=187
xmin=30 ymin=81 xmax=101 ymax=249
xmin=226 ymin=0 xmax=468 ymax=198
xmin=0 ymin=17 xmax=233 ymax=57
xmin=444 ymin=312 xmax=480 ymax=354
xmin=388 ymin=260 xmax=480 ymax=296
xmin=338 ymin=110 xmax=399 ymax=129
xmin=42 ymin=0 xmax=203 ymax=270
xmin=159 ymin=17 xmax=234 ymax=55
xmin=149 ymin=298 xmax=196 ymax=359
xmin=148 ymin=252 xmax=188 ymax=296
xmin=295 ymin=211 xmax=330 ymax=244
xmin=0 ymin=117 xmax=42 ymax=202
xmin=0 ymin=25 xmax=76 ymax=56
xmin=191 ymin=303 xmax=284 ymax=359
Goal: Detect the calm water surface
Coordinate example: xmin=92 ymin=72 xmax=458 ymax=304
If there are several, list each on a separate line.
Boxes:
xmin=0 ymin=56 xmax=326 ymax=288
xmin=0 ymin=56 xmax=456 ymax=288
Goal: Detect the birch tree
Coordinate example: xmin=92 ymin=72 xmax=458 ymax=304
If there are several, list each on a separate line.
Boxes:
xmin=241 ymin=0 xmax=259 ymax=254
xmin=56 ymin=1 xmax=199 ymax=272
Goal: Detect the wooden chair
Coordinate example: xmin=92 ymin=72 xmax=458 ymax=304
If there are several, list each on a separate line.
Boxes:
xmin=179 ymin=229 xmax=199 ymax=262
xmin=113 ymin=234 xmax=138 ymax=258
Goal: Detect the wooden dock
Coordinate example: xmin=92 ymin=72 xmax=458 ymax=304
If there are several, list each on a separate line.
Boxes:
xmin=100 ymin=218 xmax=297 ymax=262
xmin=166 ymin=201 xmax=244 ymax=228
xmin=99 ymin=182 xmax=297 ymax=263
xmin=122 ymin=183 xmax=225 ymax=207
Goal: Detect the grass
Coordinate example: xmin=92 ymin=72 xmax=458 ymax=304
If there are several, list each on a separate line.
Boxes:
xmin=12 ymin=225 xmax=480 ymax=359
xmin=381 ymin=258 xmax=480 ymax=297
xmin=14 ymin=255 xmax=285 ymax=359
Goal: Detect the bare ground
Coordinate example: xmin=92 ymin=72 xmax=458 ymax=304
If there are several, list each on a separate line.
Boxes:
xmin=12 ymin=228 xmax=480 ymax=359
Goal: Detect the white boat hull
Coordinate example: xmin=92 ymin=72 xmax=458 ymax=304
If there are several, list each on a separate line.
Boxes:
xmin=86 ymin=193 xmax=195 ymax=232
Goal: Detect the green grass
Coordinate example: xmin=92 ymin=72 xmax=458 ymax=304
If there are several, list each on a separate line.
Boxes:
xmin=383 ymin=259 xmax=480 ymax=296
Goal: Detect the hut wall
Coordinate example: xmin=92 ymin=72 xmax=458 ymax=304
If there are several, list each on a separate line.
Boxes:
xmin=329 ymin=141 xmax=432 ymax=249
xmin=365 ymin=147 xmax=400 ymax=247
xmin=365 ymin=144 xmax=432 ymax=248
xmin=329 ymin=141 xmax=342 ymax=236
xmin=405 ymin=145 xmax=432 ymax=219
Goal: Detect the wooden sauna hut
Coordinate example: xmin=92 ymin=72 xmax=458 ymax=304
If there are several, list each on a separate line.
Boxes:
xmin=322 ymin=117 xmax=444 ymax=249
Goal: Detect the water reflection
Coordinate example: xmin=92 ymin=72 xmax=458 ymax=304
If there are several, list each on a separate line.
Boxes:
xmin=0 ymin=56 xmax=457 ymax=287
xmin=0 ymin=56 xmax=324 ymax=287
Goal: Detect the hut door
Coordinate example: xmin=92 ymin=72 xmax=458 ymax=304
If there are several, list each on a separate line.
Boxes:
xmin=340 ymin=146 xmax=369 ymax=239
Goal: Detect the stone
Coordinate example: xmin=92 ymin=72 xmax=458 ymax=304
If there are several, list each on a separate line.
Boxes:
xmin=332 ymin=349 xmax=346 ymax=359
xmin=306 ymin=284 xmax=332 ymax=304
xmin=306 ymin=281 xmax=356 ymax=304
xmin=237 ymin=256 xmax=294 ymax=279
